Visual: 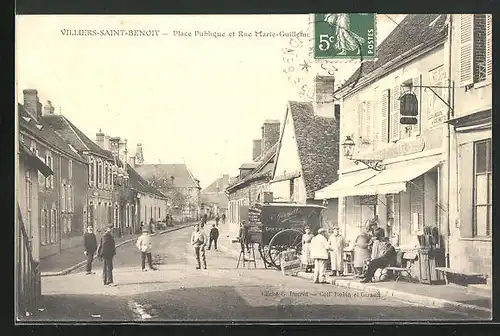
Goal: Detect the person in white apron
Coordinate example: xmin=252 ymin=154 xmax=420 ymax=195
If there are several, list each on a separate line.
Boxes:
xmin=301 ymin=226 xmax=314 ymax=273
xmin=328 ymin=227 xmax=348 ymax=277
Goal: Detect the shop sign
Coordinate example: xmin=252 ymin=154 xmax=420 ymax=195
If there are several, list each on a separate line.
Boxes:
xmin=355 ymin=137 xmax=425 ymax=161
xmin=281 ymin=250 xmax=301 ymax=276
xmin=427 ymin=66 xmax=447 ymax=128
xmin=360 ymin=195 xmax=377 ymax=205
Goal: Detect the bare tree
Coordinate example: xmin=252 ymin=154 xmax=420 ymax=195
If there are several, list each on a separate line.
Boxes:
xmin=146 ymin=174 xmax=187 ymax=210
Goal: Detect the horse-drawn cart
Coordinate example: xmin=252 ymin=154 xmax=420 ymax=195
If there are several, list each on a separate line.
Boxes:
xmin=246 ymin=202 xmax=326 ymax=269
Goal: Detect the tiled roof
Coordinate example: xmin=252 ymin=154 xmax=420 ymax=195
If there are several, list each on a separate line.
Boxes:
xmin=134 ymin=164 xmax=200 ymax=189
xmin=287 ymin=101 xmax=340 ymax=199
xmin=342 ymin=14 xmax=447 ymax=89
xmin=18 ymin=104 xmax=86 ymax=163
xmin=43 ymin=114 xmax=114 ymax=160
xmin=226 ymin=142 xmax=278 ymax=192
xmin=126 ymin=164 xmax=167 ymax=199
xmin=202 ymin=175 xmax=230 ymax=193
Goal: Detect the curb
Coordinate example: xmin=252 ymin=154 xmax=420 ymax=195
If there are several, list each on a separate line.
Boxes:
xmin=295 ymin=272 xmax=492 ymax=315
xmin=41 ymin=223 xmax=194 ymax=277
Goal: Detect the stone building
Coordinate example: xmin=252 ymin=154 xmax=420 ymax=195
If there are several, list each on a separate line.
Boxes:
xmin=225 ymin=120 xmax=280 ymax=239
xmin=19 ymin=90 xmax=89 ymax=259
xmin=201 ymin=174 xmax=230 ymax=217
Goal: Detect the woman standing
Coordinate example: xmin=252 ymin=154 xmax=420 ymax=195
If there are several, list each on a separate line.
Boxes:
xmin=353 ymin=227 xmax=371 ymax=277
xmin=301 ymin=226 xmax=314 ymax=273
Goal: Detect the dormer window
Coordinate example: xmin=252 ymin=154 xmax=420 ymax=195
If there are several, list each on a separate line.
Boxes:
xmin=35 ymin=124 xmax=43 ymax=130
xmin=22 ymin=116 xmax=31 ymax=123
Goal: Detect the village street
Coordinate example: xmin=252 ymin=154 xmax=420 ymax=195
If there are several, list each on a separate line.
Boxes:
xmin=27 ymin=224 xmax=488 ymax=322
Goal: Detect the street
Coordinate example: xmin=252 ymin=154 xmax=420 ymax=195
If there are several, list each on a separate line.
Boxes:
xmin=27 ymin=226 xmax=489 ymax=322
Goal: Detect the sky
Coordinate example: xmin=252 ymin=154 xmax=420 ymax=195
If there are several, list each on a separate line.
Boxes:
xmin=16 ymin=14 xmax=406 ymax=188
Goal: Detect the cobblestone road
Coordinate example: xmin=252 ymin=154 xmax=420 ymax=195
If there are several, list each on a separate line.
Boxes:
xmin=23 ymin=226 xmax=490 ymax=322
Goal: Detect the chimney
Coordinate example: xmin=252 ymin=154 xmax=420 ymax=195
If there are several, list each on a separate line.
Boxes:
xmin=136 ymin=143 xmax=144 ymax=165
xmin=261 ymin=120 xmax=281 ymax=154
xmin=95 ymin=129 xmax=105 ymax=149
xmin=43 ymin=100 xmax=55 ymax=115
xmin=128 ymin=155 xmax=136 ymax=168
xmin=314 ymin=75 xmax=336 ymax=118
xmin=23 ymin=89 xmax=42 ymax=120
xmin=252 ymin=139 xmax=262 ymax=161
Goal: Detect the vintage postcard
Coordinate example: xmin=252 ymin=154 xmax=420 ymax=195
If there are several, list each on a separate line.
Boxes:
xmin=15 ymin=14 xmax=492 ymax=323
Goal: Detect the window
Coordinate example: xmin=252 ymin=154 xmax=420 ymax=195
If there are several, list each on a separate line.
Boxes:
xmin=25 ymin=171 xmax=32 ymax=237
xmin=98 ymin=160 xmax=103 ymax=187
xmin=473 ymin=140 xmax=492 ymax=236
xmin=68 ymin=160 xmax=73 ymax=180
xmin=67 ymin=185 xmax=73 ymax=212
xmin=50 ymin=208 xmax=57 ymax=243
xmin=158 ymin=207 xmax=161 ymax=218
xmin=108 ymin=203 xmax=113 ymax=225
xmin=45 ymin=152 xmax=54 ymax=189
xmin=409 ymin=176 xmax=425 ymax=235
xmin=114 ymin=204 xmax=119 ymax=228
xmin=41 ymin=208 xmax=48 ymax=245
xmin=64 ymin=216 xmax=71 ymax=234
xmin=61 ymin=184 xmax=67 ymax=213
xmin=459 ymin=14 xmax=492 ymax=86
xmin=105 ymin=164 xmax=109 ymax=186
xmin=289 ymin=179 xmax=295 ymax=201
xmin=89 ymin=158 xmax=95 ymax=185
xmin=20 ymin=134 xmax=25 ymax=144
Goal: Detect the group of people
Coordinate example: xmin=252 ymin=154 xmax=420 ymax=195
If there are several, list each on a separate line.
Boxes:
xmin=82 ymin=217 xmax=224 ymax=286
xmin=300 ymin=218 xmax=397 ymax=284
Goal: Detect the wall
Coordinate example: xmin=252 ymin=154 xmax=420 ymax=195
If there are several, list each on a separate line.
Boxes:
xmin=139 ymin=193 xmax=167 ymax=227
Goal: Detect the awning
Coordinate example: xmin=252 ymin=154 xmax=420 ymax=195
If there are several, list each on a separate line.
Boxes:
xmin=355 ymin=155 xmax=443 ymax=195
xmin=19 ymin=143 xmax=53 ymax=177
xmin=314 ymin=170 xmax=378 ymax=199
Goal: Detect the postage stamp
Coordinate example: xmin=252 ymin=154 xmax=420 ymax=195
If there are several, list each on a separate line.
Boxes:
xmin=314 ymin=13 xmax=377 ymax=60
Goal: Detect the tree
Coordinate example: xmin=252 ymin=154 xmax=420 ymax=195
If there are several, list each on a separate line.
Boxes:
xmin=146 ymin=174 xmax=187 ymax=210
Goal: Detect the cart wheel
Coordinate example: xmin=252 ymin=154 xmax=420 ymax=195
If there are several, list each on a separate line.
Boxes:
xmin=267 ymin=229 xmax=303 ymax=269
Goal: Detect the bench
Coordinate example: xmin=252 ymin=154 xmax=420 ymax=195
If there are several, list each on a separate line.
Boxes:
xmin=435 ymin=267 xmax=484 ymax=285
xmin=386 ymin=252 xmax=418 ymax=282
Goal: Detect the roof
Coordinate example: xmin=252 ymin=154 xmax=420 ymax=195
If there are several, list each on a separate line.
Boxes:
xmin=19 ymin=141 xmax=53 ymax=177
xmin=201 ymin=192 xmax=229 ymax=208
xmin=43 ymin=114 xmax=114 ymax=160
xmin=341 ymin=14 xmax=447 ymax=90
xmin=18 ymin=104 xmax=86 ymax=163
xmin=280 ymin=101 xmax=340 ymax=199
xmin=202 ymin=175 xmax=230 ymax=193
xmin=126 ymin=163 xmax=167 ymax=199
xmin=226 ymin=142 xmax=278 ymax=192
xmin=134 ymin=163 xmax=200 ymax=189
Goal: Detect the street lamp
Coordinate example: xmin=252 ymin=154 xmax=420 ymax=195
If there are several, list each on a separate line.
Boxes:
xmin=341 ymin=135 xmax=385 ymax=171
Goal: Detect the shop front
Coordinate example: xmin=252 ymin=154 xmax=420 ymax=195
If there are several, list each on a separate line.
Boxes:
xmin=316 ymin=154 xmax=447 ymax=284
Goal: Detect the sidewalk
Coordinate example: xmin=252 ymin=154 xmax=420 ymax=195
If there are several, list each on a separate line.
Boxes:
xmin=215 ymin=224 xmax=491 ymax=316
xmin=40 ymin=223 xmax=194 ymax=277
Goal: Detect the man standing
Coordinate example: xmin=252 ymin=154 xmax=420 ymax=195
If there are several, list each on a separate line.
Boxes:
xmin=83 ymin=226 xmax=97 ymax=275
xmin=191 ymin=223 xmax=207 ymax=269
xmin=208 ymin=224 xmax=219 ymax=250
xmin=136 ymin=227 xmax=158 ymax=271
xmin=215 ymin=214 xmax=220 ymax=226
xmin=238 ymin=221 xmax=250 ymax=254
xmin=310 ymin=228 xmax=330 ymax=284
xmin=97 ymin=225 xmax=117 ymax=286
xmin=328 ymin=227 xmax=348 ymax=277
xmin=221 ymin=213 xmax=226 ymax=225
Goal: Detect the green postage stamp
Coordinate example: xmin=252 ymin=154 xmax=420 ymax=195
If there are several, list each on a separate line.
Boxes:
xmin=314 ymin=13 xmax=377 ymax=60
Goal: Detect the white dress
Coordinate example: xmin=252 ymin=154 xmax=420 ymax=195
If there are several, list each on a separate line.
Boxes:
xmin=301 ymin=233 xmax=314 ymax=266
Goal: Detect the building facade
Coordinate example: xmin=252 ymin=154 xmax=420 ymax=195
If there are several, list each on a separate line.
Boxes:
xmin=201 ymin=174 xmax=230 ymax=217
xmin=315 ymin=15 xmax=449 ymax=252
xmin=446 ymin=14 xmax=492 ymax=280
xmin=19 ymin=91 xmax=90 ymax=259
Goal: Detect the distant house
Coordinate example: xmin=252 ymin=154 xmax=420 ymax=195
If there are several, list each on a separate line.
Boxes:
xmin=201 ymin=174 xmax=230 ymax=217
xmin=134 ymin=161 xmax=202 ymax=222
xmin=126 ymin=158 xmax=169 ymax=231
xmin=18 ymin=90 xmax=89 ymax=259
xmin=270 ymin=82 xmax=340 ymax=228
xmin=225 ymin=120 xmax=281 ymax=239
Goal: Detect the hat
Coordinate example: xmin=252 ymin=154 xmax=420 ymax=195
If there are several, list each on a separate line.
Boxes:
xmin=317 ymin=228 xmax=326 ymax=234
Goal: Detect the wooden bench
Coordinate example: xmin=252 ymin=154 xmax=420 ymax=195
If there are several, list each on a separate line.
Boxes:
xmin=386 ymin=252 xmax=418 ymax=282
xmin=435 ymin=267 xmax=484 ymax=285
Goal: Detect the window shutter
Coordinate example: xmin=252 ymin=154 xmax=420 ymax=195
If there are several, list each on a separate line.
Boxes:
xmin=412 ymin=74 xmax=421 ymax=135
xmin=357 ymin=101 xmax=363 ymax=140
xmin=459 ymin=14 xmax=474 ymax=86
xmin=365 ymin=101 xmax=373 ymax=142
xmin=486 ymin=14 xmax=492 ymax=78
xmin=373 ymin=90 xmax=380 ymax=144
xmin=380 ymin=89 xmax=389 ymax=143
xmin=458 ymin=143 xmax=474 ymax=238
xmin=390 ymin=82 xmax=401 ymax=142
